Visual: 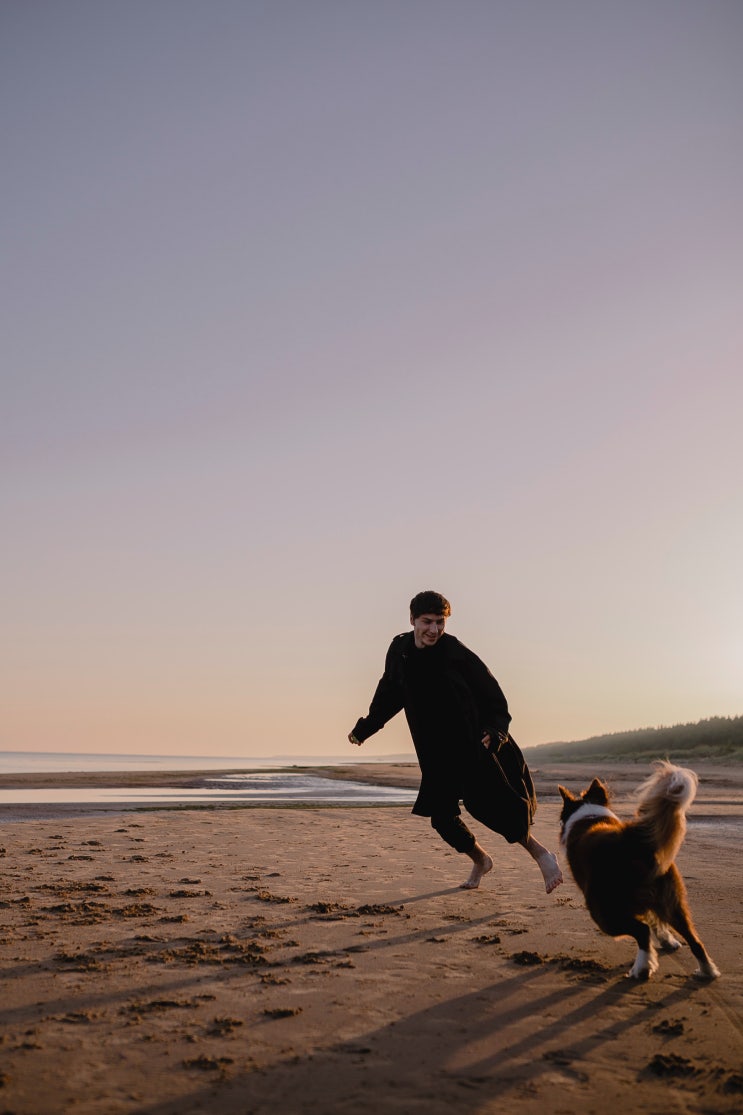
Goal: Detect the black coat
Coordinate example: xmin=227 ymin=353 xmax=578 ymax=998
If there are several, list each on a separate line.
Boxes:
xmin=351 ymin=632 xmax=536 ymax=838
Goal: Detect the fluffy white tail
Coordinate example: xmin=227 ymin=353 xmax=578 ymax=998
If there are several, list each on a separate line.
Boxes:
xmin=635 ymin=761 xmax=698 ymax=872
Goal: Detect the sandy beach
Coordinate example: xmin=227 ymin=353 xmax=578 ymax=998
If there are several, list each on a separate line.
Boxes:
xmin=1 ymin=762 xmax=741 ymax=1113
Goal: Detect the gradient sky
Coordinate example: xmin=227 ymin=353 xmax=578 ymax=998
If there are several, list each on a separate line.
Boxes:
xmin=3 ymin=1 xmax=742 ymax=759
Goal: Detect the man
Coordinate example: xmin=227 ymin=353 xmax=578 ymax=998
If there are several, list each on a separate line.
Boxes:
xmin=349 ymin=590 xmax=563 ymax=894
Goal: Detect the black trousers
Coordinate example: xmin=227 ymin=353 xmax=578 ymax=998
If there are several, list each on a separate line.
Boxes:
xmin=430 ymin=785 xmax=530 ymax=852
xmin=431 ymin=811 xmax=479 ymax=853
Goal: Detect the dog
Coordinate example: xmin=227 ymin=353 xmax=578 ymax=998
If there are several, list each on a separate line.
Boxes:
xmin=558 ymin=761 xmax=720 ymax=981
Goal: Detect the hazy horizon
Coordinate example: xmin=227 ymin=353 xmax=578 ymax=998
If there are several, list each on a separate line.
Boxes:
xmin=3 ymin=2 xmax=742 ymax=760
xmin=3 ymin=712 xmax=738 ymax=765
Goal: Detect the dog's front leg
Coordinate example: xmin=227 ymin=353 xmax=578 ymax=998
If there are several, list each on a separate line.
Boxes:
xmin=628 ymin=940 xmax=659 ymax=979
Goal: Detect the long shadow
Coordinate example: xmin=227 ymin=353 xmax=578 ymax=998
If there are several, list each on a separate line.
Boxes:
xmin=0 ymin=906 xmax=508 ymax=986
xmin=0 ymin=966 xmax=259 ymax=1027
xmin=233 ymin=883 xmax=464 ymax=934
xmin=382 ymin=886 xmax=463 ymax=904
xmin=0 ymin=881 xmax=472 ymax=983
xmin=5 ymin=877 xmax=732 ymax=1114
xmin=0 ymin=898 xmax=507 ymax=1028
xmin=129 ymin=964 xmax=717 ymax=1115
xmin=456 ymin=970 xmax=666 ymax=1073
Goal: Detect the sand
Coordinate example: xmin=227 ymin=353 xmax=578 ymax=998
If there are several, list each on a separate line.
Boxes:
xmin=1 ymin=762 xmax=741 ymax=1114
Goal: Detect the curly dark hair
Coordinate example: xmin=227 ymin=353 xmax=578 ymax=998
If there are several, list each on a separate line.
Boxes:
xmin=409 ymin=590 xmax=451 ymax=619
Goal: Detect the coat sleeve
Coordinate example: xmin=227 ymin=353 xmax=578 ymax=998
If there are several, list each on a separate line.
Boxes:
xmin=350 ymin=639 xmax=405 ymax=742
xmin=457 ymin=645 xmax=512 ymax=741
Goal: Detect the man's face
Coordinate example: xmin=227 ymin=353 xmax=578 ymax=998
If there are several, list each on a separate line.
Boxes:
xmin=411 ymin=612 xmax=446 ymax=649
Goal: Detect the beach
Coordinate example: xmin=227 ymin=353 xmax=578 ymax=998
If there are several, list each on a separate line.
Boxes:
xmin=1 ymin=762 xmax=742 ymax=1113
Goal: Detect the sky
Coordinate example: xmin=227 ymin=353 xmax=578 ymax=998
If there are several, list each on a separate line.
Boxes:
xmin=2 ymin=1 xmax=742 ymax=760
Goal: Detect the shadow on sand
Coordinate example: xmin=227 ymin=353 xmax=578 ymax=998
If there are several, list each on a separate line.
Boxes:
xmin=130 ymin=959 xmax=714 ymax=1114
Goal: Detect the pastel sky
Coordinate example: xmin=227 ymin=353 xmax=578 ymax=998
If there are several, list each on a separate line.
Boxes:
xmin=3 ymin=2 xmax=742 ymax=759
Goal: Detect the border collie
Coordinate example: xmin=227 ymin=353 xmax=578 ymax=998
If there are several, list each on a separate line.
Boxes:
xmin=558 ymin=761 xmax=720 ymax=981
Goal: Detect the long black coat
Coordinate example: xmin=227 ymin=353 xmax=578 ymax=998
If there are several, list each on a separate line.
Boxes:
xmin=351 ymin=632 xmax=536 ymax=841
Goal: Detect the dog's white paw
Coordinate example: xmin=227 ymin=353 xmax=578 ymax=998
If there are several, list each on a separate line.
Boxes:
xmin=628 ymin=947 xmax=658 ymax=980
xmin=655 ymin=929 xmax=683 ymax=952
xmin=694 ymin=959 xmax=721 ymax=980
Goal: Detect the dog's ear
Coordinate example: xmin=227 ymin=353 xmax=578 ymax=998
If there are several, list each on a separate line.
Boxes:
xmin=584 ymin=778 xmax=609 ymax=805
xmin=558 ymin=785 xmax=573 ymax=803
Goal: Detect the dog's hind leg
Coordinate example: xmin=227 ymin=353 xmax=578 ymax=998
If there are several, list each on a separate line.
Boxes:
xmin=652 ymin=920 xmax=683 ymax=952
xmin=655 ymin=926 xmax=683 ymax=951
xmin=661 ymin=868 xmax=720 ymax=979
xmin=666 ymin=914 xmax=720 ymax=978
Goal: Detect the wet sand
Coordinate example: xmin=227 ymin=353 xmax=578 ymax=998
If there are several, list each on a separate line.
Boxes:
xmin=1 ymin=762 xmax=741 ymax=1113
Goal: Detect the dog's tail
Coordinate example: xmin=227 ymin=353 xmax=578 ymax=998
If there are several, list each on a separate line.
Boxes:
xmin=634 ymin=761 xmax=698 ymax=873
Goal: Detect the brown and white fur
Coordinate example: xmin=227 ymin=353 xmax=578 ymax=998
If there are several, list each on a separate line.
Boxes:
xmin=558 ymin=761 xmax=720 ymax=981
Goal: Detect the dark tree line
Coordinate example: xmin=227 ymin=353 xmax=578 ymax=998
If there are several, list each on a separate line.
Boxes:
xmin=523 ymin=715 xmax=743 ymax=763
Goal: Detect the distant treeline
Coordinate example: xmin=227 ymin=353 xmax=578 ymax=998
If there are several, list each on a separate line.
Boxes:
xmin=522 ymin=715 xmax=743 ymax=763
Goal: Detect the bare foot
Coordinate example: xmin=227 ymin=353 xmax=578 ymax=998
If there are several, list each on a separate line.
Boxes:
xmin=536 ymin=851 xmax=563 ymax=894
xmin=460 ymin=852 xmax=493 ymax=890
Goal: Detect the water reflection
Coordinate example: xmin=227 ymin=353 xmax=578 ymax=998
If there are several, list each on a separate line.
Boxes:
xmin=0 ymin=772 xmax=415 ymax=807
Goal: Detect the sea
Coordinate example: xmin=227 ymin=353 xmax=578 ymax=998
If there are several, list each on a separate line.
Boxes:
xmin=0 ymin=750 xmax=417 ymax=808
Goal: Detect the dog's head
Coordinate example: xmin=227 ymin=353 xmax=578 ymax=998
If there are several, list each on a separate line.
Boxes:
xmin=558 ymin=778 xmax=611 ymax=829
